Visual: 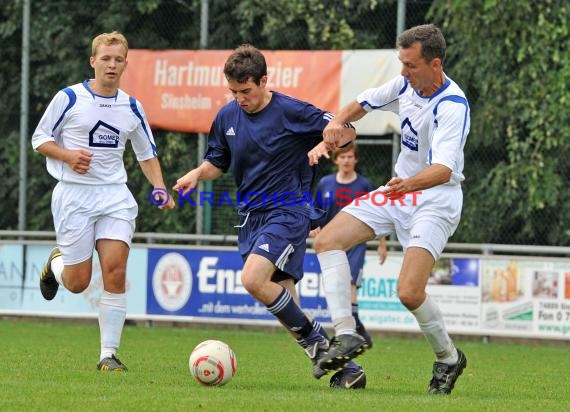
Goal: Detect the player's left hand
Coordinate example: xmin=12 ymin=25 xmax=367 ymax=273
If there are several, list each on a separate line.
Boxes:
xmin=156 ymin=188 xmax=176 ymax=209
xmin=384 ymin=177 xmax=407 ymax=198
xmin=307 ymin=142 xmax=330 ymax=165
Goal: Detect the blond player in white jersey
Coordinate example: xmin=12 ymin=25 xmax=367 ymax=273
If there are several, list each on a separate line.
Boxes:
xmin=308 ymin=24 xmax=470 ymax=394
xmin=31 ymin=31 xmax=175 ymax=372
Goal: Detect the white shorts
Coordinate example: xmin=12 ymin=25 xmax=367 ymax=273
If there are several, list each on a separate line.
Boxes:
xmin=51 ymin=182 xmax=138 ymax=265
xmin=342 ymin=184 xmax=462 ymax=260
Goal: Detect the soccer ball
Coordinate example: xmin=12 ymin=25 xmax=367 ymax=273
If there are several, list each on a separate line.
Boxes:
xmin=189 ymin=339 xmax=237 ymax=386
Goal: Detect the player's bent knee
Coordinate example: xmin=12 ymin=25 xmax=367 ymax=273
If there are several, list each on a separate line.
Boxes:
xmin=240 ymin=271 xmax=263 ymax=297
xmin=66 ymin=279 xmax=90 ymax=294
xmin=314 ymin=234 xmax=338 ymax=254
xmin=398 ymin=291 xmax=423 ymax=310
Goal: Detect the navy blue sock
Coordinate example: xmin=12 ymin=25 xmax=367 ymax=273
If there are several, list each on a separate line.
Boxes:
xmin=266 ymin=288 xmax=313 ymax=338
xmin=312 ymin=319 xmax=330 ymax=340
xmin=352 ymin=303 xmax=364 ymax=328
xmin=298 ymin=319 xmax=330 ymax=348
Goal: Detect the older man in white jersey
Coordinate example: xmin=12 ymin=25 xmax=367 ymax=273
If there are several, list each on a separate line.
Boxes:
xmin=309 ymin=24 xmax=470 ymax=394
xmin=31 ymin=31 xmax=174 ymax=372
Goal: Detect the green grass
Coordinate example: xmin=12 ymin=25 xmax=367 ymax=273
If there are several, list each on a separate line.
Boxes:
xmin=1 ymin=319 xmax=569 ymax=411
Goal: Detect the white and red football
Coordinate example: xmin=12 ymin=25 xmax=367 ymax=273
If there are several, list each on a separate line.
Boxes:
xmin=189 ymin=339 xmax=237 ymax=386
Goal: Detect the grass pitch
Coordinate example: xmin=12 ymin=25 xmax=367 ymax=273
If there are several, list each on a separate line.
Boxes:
xmin=1 ymin=319 xmax=569 ymax=411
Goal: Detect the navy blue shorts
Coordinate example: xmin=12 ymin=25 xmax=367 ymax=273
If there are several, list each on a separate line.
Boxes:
xmin=237 ymin=209 xmax=310 ymax=283
xmin=347 ymin=243 xmax=366 ymax=287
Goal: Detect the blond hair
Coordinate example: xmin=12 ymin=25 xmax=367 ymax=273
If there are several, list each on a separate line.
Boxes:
xmin=91 ymin=31 xmax=128 ymax=57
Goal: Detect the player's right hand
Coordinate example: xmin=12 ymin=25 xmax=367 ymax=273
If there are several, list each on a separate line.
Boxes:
xmin=173 ymin=170 xmax=200 ymax=197
xmin=322 ymin=120 xmax=345 ymax=151
xmin=307 ymin=141 xmax=330 ymax=165
xmin=67 ymin=149 xmax=93 ymax=174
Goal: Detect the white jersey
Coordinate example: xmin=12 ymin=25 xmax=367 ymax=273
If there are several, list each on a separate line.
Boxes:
xmin=358 ymin=75 xmax=470 ymax=185
xmin=31 ymin=80 xmax=157 ymax=185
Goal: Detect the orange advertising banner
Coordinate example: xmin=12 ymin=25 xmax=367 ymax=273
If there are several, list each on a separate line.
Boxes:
xmin=121 ymin=49 xmax=342 ymax=133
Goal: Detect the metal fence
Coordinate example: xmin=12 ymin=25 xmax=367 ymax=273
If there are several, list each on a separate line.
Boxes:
xmin=8 ymin=0 xmax=565 ymax=245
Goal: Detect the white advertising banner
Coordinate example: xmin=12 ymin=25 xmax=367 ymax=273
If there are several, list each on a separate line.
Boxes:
xmin=359 ymin=252 xmax=570 ymax=340
xmin=0 ymin=244 xmax=147 ymax=316
xmin=480 ymin=258 xmax=570 ymax=338
xmin=340 ymin=49 xmax=402 ymax=136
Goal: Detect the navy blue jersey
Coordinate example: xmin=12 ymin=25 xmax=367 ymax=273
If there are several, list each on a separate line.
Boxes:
xmin=205 ymin=91 xmax=332 ymax=216
xmin=315 ymin=173 xmax=375 ymax=225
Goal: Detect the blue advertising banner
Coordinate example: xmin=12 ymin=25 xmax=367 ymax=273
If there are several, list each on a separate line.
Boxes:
xmin=146 ymin=248 xmax=330 ymax=322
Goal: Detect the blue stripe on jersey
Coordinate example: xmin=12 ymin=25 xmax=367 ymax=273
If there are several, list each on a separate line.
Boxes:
xmin=360 ymin=78 xmax=407 ymax=110
xmin=129 ymin=96 xmax=157 ymax=156
xmin=428 ymin=78 xmax=451 ymax=101
xmin=398 ymin=78 xmax=409 ymax=95
xmin=52 ymin=88 xmax=77 ymax=134
xmin=433 ymin=95 xmax=470 ymax=143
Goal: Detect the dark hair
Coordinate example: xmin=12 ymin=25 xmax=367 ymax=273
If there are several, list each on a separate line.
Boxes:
xmin=223 ymin=44 xmax=267 ymax=85
xmin=331 ymin=142 xmax=359 ymax=161
xmin=397 ymin=24 xmax=446 ymax=63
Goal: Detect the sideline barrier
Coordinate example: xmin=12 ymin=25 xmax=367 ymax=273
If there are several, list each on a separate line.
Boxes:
xmin=1 ymin=234 xmax=569 ymax=340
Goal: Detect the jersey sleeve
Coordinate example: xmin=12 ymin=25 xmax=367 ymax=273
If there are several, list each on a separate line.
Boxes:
xmin=285 ymin=98 xmax=332 ymax=140
xmin=204 ymin=113 xmax=231 ymax=172
xmin=31 ymin=90 xmax=73 ymax=151
xmin=429 ymin=97 xmax=470 ymax=171
xmin=357 ymin=76 xmax=408 ymax=114
xmin=129 ymin=98 xmax=157 ymax=161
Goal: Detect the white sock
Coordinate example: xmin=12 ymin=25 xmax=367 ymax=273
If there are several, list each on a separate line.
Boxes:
xmin=317 ymin=250 xmax=355 ymax=336
xmin=51 ymin=255 xmax=65 ymax=286
xmin=411 ymin=295 xmax=457 ymax=363
xmin=98 ymin=291 xmax=127 ymax=361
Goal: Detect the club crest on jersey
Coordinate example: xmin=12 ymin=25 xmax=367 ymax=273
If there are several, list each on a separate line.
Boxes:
xmin=401 ymin=118 xmax=419 ymax=151
xmin=89 ymin=120 xmax=120 ymax=148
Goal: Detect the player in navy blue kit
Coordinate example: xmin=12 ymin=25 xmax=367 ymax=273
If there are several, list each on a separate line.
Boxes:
xmin=310 ymin=142 xmax=387 ymax=348
xmin=174 ymin=44 xmax=365 ymax=389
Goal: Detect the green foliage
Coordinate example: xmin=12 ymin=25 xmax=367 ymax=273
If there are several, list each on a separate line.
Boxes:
xmin=431 ymin=0 xmax=570 ymax=244
xmin=236 ymin=0 xmax=402 ymax=49
xmin=124 ymin=131 xmax=199 ymax=234
xmin=4 ymin=0 xmax=569 ymax=245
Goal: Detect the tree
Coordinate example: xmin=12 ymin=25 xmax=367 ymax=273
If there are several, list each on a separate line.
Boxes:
xmin=431 ymin=0 xmax=570 ymax=245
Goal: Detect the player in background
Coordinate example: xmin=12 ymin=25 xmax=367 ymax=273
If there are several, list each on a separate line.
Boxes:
xmin=309 ymin=142 xmax=388 ymax=348
xmin=174 ymin=44 xmax=366 ymax=389
xmin=32 ymin=31 xmax=175 ymax=372
xmin=310 ymin=24 xmax=470 ymax=394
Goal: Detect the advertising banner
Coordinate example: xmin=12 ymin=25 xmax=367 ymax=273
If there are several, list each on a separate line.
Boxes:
xmin=120 ymin=49 xmax=401 ymax=136
xmin=146 ymin=248 xmax=329 ymax=322
xmin=121 ymin=49 xmax=341 ymax=134
xmin=358 ymin=255 xmax=481 ymax=333
xmin=480 ymin=258 xmax=570 ymax=338
xmin=0 ymin=244 xmax=147 ymax=315
xmin=2 ymin=242 xmax=569 ymax=340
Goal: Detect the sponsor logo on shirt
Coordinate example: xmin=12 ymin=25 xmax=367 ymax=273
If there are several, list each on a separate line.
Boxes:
xmin=89 ymin=120 xmax=120 ymax=148
xmin=226 ymin=127 xmax=236 ymax=136
xmin=401 ymin=118 xmax=418 ymax=151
